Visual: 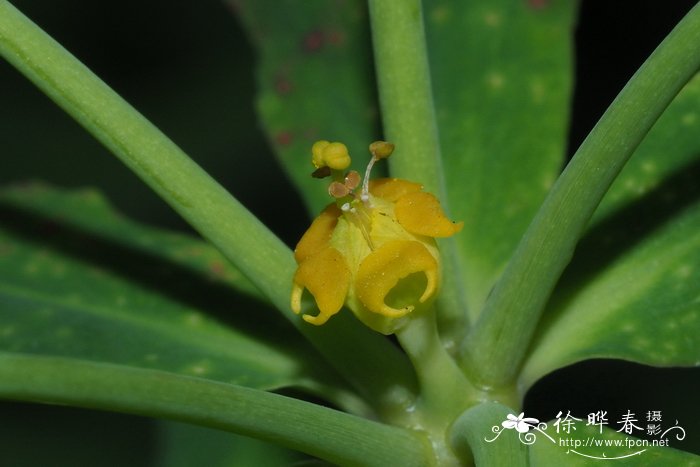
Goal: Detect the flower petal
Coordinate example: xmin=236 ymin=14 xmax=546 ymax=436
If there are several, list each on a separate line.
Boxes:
xmin=368 ymin=178 xmax=423 ymax=202
xmin=395 ymin=191 xmax=463 ymax=238
xmin=294 ymin=203 xmax=342 ymax=263
xmin=291 ymin=247 xmax=351 ymax=325
xmin=355 ymin=240 xmax=438 ymax=318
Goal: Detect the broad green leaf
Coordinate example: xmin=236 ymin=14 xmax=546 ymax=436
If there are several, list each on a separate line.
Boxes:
xmin=425 ymin=1 xmax=576 ymax=316
xmin=233 ymin=0 xmax=378 ymax=214
xmin=0 ymin=183 xmax=345 ymax=393
xmin=0 ymin=354 xmax=432 ymax=467
xmin=529 ymin=419 xmax=699 ymax=466
xmin=450 ymin=402 xmax=528 ymax=467
xmin=520 ymin=196 xmax=700 ymax=390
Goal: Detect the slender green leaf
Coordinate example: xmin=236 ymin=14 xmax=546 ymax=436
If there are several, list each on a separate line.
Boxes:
xmin=233 ymin=0 xmax=377 ymax=214
xmin=450 ymin=402 xmax=528 ymax=467
xmin=592 ymin=74 xmax=700 ymax=225
xmin=529 ymin=419 xmax=699 ymax=466
xmin=0 ymin=353 xmax=433 ymax=467
xmin=425 ymin=0 xmax=576 ymax=317
xmin=366 ymin=0 xmax=469 ymax=342
xmin=521 ymin=198 xmax=700 ymax=390
xmin=0 ymin=183 xmax=341 ymax=393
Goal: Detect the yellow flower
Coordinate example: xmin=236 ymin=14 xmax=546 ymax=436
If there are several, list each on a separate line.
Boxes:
xmin=290 ymin=141 xmax=462 ymax=334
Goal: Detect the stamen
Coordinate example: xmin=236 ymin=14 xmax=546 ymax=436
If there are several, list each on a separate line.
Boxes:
xmin=361 ymin=155 xmax=377 ymax=203
xmin=361 ymin=141 xmax=395 ymax=204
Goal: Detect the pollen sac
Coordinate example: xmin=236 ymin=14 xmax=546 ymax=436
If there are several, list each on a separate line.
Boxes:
xmin=291 ymin=168 xmax=462 ymax=334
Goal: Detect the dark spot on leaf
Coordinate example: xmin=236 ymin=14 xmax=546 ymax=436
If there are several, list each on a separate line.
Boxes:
xmin=327 ymin=30 xmax=346 ymax=46
xmin=208 ymin=260 xmax=225 ymax=278
xmin=527 ymin=0 xmax=549 ymax=9
xmin=302 ymin=30 xmax=325 ymax=53
xmin=274 ymin=75 xmax=293 ymax=95
xmin=275 ymin=131 xmax=293 ymax=146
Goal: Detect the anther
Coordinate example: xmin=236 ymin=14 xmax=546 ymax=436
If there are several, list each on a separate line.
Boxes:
xmin=329 ymin=181 xmax=350 ymax=198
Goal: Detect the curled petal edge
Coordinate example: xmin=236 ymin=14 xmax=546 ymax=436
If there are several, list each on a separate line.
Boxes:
xmin=291 ymin=247 xmax=351 ymax=325
xmin=395 ymin=191 xmax=463 ymax=238
xmin=355 ymin=240 xmax=438 ymax=318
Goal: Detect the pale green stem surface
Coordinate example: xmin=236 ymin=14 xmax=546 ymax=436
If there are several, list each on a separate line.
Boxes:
xmin=0 ymin=353 xmax=431 ymax=467
xmin=0 ymin=0 xmax=417 ymax=410
xmin=367 ymin=0 xmax=469 ymax=345
xmin=461 ymin=3 xmax=700 ymax=387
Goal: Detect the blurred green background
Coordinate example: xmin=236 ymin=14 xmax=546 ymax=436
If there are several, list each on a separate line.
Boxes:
xmin=0 ymin=0 xmax=697 ymax=465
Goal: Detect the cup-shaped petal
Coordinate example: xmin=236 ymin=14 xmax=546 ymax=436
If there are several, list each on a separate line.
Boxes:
xmin=354 ymin=240 xmax=438 ymax=318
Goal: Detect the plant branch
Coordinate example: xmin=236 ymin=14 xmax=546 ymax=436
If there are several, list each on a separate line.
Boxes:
xmin=396 ymin=311 xmax=472 ymax=420
xmin=0 ymin=353 xmax=432 ymax=466
xmin=461 ymin=2 xmax=700 ymax=387
xmin=367 ymin=0 xmax=469 ymax=343
xmin=0 ymin=0 xmax=417 ymax=411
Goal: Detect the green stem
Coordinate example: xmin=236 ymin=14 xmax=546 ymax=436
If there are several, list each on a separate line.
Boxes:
xmin=397 ymin=311 xmax=471 ymax=421
xmin=0 ymin=353 xmax=432 ymax=467
xmin=396 ymin=311 xmax=478 ymax=466
xmin=0 ymin=0 xmax=417 ymax=410
xmin=461 ymin=3 xmax=700 ymax=387
xmin=367 ymin=0 xmax=469 ymax=345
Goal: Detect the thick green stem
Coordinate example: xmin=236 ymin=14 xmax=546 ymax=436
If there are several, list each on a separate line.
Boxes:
xmin=396 ymin=311 xmax=472 ymax=466
xmin=0 ymin=0 xmax=417 ymax=410
xmin=0 ymin=353 xmax=431 ymax=467
xmin=461 ymin=3 xmax=700 ymax=387
xmin=397 ymin=311 xmax=471 ymax=421
xmin=367 ymin=0 xmax=469 ymax=345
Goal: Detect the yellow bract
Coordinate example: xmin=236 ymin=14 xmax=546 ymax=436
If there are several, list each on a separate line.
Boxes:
xmin=291 ymin=175 xmax=462 ymax=334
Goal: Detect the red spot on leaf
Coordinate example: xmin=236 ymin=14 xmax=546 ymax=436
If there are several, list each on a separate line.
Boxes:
xmin=302 ymin=30 xmax=325 ymax=53
xmin=209 ymin=260 xmax=225 ymax=278
xmin=527 ymin=0 xmax=549 ymax=9
xmin=327 ymin=30 xmax=345 ymax=46
xmin=275 ymin=131 xmax=293 ymax=146
xmin=274 ymin=75 xmax=293 ymax=95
